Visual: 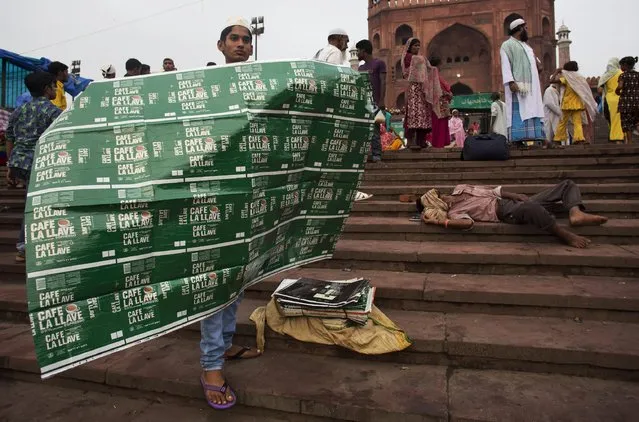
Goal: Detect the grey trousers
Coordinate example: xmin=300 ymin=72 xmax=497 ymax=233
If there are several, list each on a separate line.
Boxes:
xmin=496 ymin=180 xmax=583 ymax=231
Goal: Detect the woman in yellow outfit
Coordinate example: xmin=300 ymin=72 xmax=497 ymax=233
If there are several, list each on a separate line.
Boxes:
xmin=551 ymin=61 xmax=597 ymax=144
xmin=598 ymin=58 xmax=624 ymax=143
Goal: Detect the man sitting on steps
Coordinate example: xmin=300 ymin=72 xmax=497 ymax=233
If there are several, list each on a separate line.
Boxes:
xmin=415 ymin=180 xmax=608 ymax=248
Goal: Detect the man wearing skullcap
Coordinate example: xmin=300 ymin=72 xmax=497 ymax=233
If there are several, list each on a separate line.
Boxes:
xmin=199 ymin=16 xmax=261 ymax=412
xmin=101 ymin=64 xmax=116 ymax=79
xmin=314 ymin=28 xmax=350 ymax=65
xmin=500 ymin=18 xmax=545 ymax=145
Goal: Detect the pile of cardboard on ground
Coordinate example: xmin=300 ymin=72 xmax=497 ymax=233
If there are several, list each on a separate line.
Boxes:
xmin=272 ymin=277 xmax=375 ymax=327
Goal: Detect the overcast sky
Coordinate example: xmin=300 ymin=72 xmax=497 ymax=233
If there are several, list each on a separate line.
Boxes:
xmin=4 ymin=0 xmax=637 ymax=80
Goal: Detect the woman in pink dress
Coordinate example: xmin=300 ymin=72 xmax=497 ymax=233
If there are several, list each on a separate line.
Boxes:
xmin=448 ymin=109 xmax=466 ymax=148
xmin=402 ymin=38 xmax=440 ymax=149
xmin=428 ymin=57 xmax=453 ymax=148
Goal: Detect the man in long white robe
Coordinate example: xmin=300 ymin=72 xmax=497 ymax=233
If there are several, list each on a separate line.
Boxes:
xmin=500 ymin=18 xmax=545 ymax=143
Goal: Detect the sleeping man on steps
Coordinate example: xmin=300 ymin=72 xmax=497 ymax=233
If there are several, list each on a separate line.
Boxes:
xmin=416 ymin=180 xmax=608 ymax=248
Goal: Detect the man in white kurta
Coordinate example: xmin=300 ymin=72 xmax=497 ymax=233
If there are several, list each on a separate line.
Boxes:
xmin=500 ymin=18 xmax=545 ymax=143
xmin=314 ymin=28 xmax=349 ymax=66
xmin=314 ymin=28 xmax=373 ymax=202
xmin=490 ymin=93 xmax=508 ymax=137
xmin=543 ymin=84 xmax=562 ymax=144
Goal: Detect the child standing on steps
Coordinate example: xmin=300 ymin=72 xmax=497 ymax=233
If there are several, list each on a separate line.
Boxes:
xmin=616 ymin=56 xmax=639 ymax=144
xmin=550 ymin=61 xmax=597 ymax=145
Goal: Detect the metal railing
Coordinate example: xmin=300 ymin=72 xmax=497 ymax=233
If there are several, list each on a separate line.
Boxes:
xmin=1 ymin=59 xmax=29 ymax=109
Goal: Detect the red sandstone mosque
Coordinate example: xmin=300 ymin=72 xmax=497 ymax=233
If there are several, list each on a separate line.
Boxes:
xmin=367 ymin=0 xmax=569 ymax=109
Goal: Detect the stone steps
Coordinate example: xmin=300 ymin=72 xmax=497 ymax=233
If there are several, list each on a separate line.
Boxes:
xmin=364 ymin=156 xmax=639 ymax=173
xmin=313 ymin=240 xmax=639 ymax=277
xmin=2 ymin=218 xmax=638 ymax=251
xmin=2 ymin=145 xmax=638 ymax=419
xmin=2 ymin=240 xmax=638 ymax=279
xmin=0 ymin=213 xmax=21 ymax=228
xmin=352 ymin=199 xmax=639 ymax=219
xmin=245 ymin=268 xmax=639 ymax=322
xmin=0 ymin=198 xmax=25 ymax=212
xmin=0 ymin=188 xmax=27 ymax=198
xmin=342 ymin=217 xmax=639 ymax=244
xmin=1 ymin=378 xmax=324 ymax=422
xmin=377 ymin=145 xmax=639 ymax=162
xmin=186 ymin=298 xmax=639 ymax=380
xmin=362 ymin=168 xmax=639 ymax=185
xmin=4 ymin=268 xmax=638 ymax=322
xmin=1 ymin=321 xmax=638 ymax=421
xmin=358 ymin=183 xmax=639 ymax=200
xmin=6 ymin=288 xmax=638 ymax=380
xmin=1 ymin=238 xmax=638 ymax=279
xmin=0 ymin=252 xmax=29 ymax=279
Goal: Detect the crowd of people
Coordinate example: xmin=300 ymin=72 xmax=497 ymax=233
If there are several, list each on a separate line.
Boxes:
xmin=503 ymin=18 xmax=639 ymax=146
xmin=375 ymin=16 xmax=639 ymax=153
xmin=100 ymin=57 xmax=220 ymax=79
xmin=1 ymin=14 xmax=638 ymax=412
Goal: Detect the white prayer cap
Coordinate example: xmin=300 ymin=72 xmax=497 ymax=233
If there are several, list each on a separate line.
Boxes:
xmin=224 ymin=16 xmax=252 ymax=34
xmin=509 ymin=18 xmax=526 ymax=31
xmin=101 ymin=64 xmax=115 ymax=77
xmin=328 ymin=28 xmax=349 ymax=37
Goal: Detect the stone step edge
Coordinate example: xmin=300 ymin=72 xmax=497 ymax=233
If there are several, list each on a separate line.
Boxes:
xmin=0 ymin=374 xmax=327 ymax=422
xmin=358 ymin=183 xmax=639 ymax=192
xmin=330 ymin=240 xmax=639 ymax=269
xmin=2 ymin=267 xmax=639 ymax=313
xmin=0 ymin=321 xmax=446 ymax=421
xmin=343 ymin=218 xmax=639 ymax=237
xmin=1 ymin=240 xmax=638 ymax=277
xmin=194 ymin=298 xmax=639 ymax=372
xmin=1 ymin=321 xmax=639 ymax=422
xmin=2 ymin=290 xmax=638 ymax=372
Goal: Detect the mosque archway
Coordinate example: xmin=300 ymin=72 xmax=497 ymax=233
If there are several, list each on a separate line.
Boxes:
xmin=451 ymin=82 xmax=474 ymax=96
xmin=395 ymin=24 xmax=413 ymax=46
xmin=542 ymin=17 xmax=551 ymax=37
xmin=428 ymin=24 xmax=492 ymax=93
xmin=373 ymin=33 xmax=381 ymax=50
xmin=394 ymin=59 xmax=403 ymax=80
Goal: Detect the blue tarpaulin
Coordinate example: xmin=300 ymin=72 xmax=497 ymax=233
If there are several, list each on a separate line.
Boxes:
xmin=1 ymin=48 xmax=92 ymax=107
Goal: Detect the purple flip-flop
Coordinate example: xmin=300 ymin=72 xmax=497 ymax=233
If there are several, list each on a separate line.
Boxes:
xmin=200 ymin=375 xmax=236 ymax=410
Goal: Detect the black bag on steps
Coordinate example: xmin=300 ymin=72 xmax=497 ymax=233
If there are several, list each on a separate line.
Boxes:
xmin=461 ymin=133 xmax=510 ymax=161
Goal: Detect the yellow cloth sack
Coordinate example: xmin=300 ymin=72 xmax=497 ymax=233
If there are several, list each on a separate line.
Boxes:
xmin=386 ymin=138 xmax=404 ymax=151
xmin=249 ymin=299 xmax=412 ymax=355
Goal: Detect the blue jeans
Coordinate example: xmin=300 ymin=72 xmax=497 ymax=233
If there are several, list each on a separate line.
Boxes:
xmin=10 ymin=168 xmax=30 ymax=253
xmin=370 ymin=124 xmax=382 ymax=158
xmin=199 ymin=292 xmax=243 ymax=371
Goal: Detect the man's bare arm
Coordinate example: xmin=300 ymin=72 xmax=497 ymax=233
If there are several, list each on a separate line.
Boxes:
xmin=501 ymin=190 xmax=529 ymax=202
xmin=421 ymin=214 xmax=474 ymax=230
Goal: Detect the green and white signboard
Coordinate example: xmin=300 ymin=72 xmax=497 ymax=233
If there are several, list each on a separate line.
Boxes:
xmin=25 ymin=60 xmax=373 ymax=378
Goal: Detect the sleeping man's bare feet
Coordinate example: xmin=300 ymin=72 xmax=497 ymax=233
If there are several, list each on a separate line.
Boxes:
xmin=552 ymin=224 xmax=592 ymax=248
xmin=569 ymin=208 xmax=608 ymax=227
